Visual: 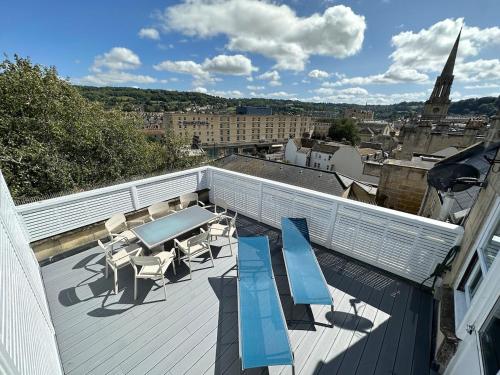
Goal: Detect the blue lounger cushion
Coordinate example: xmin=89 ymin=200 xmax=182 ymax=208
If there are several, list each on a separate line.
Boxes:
xmin=281 ymin=218 xmax=333 ymax=306
xmin=237 ymin=236 xmax=294 ymax=370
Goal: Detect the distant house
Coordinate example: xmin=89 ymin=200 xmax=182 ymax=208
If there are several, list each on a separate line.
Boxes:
xmin=284 ymin=138 xmax=314 ymax=167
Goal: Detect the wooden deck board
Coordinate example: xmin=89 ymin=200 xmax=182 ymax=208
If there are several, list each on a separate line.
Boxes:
xmin=41 ymin=214 xmax=433 ymax=375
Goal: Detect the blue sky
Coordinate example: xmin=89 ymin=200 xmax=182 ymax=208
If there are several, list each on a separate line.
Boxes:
xmin=2 ymin=0 xmax=500 ymax=104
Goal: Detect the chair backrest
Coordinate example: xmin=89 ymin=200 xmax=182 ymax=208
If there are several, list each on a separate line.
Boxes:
xmin=213 ymin=197 xmax=228 ymax=211
xmin=180 ymin=193 xmax=199 ymax=209
xmin=105 ymin=213 xmax=127 ymax=234
xmin=187 ymin=230 xmax=210 ymax=247
xmin=148 ymin=201 xmax=173 ymax=220
xmin=130 ymin=255 xmax=161 ymax=267
xmin=229 ymin=212 xmax=238 ymax=228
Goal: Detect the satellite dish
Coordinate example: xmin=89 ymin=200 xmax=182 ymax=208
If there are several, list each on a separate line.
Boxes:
xmin=427 ymin=163 xmax=480 ymax=192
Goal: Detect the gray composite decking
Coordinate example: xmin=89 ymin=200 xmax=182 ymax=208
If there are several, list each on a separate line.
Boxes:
xmin=42 ymin=215 xmax=433 ymax=375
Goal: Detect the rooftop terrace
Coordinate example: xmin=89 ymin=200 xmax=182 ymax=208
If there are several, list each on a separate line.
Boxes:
xmin=43 ymin=214 xmax=433 ymax=375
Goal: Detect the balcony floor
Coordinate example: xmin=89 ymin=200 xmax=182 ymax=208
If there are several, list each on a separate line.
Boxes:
xmin=42 ymin=215 xmax=433 ymax=375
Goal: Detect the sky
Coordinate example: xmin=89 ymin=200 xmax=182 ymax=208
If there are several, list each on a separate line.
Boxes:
xmin=2 ymin=0 xmax=500 ymax=104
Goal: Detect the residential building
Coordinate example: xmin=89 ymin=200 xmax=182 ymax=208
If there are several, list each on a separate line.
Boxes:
xmin=8 ymin=155 xmax=499 ymax=375
xmin=344 ymin=107 xmax=374 ymax=121
xmin=142 ymin=112 xmax=165 ymax=140
xmin=163 ymin=112 xmax=313 ymax=147
xmin=311 ymin=119 xmax=332 ymax=139
xmin=309 ymin=142 xmax=380 ymax=183
xmin=284 ymin=137 xmax=315 ymax=167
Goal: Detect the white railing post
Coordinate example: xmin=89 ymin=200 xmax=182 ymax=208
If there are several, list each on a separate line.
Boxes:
xmin=325 ymin=201 xmax=338 ymax=249
xmin=257 ymin=181 xmax=264 ymax=222
xmin=197 ymin=170 xmax=203 ymax=190
xmin=130 ymin=185 xmax=140 ymax=210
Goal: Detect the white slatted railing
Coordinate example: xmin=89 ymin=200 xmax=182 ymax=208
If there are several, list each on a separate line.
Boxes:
xmin=16 ymin=167 xmax=208 ymax=242
xmin=208 ymin=167 xmax=463 ymax=286
xmin=14 ymin=166 xmax=463 ymax=285
xmin=0 ymin=172 xmax=63 ymax=375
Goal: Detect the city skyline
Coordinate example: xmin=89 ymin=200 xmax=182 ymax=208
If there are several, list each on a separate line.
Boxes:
xmin=2 ymin=0 xmax=500 ymax=104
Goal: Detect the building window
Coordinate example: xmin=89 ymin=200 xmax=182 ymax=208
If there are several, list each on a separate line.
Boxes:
xmin=464 ymin=260 xmax=483 ymax=305
xmin=479 ymin=297 xmax=500 ymax=375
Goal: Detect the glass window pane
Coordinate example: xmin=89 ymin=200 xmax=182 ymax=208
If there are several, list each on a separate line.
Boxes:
xmin=480 ymin=298 xmax=500 ymax=375
xmin=483 ymin=221 xmax=500 ymax=269
xmin=468 ymin=267 xmax=483 ymax=300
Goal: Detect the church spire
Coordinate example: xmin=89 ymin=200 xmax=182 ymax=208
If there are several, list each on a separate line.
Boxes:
xmin=441 ymin=27 xmax=462 ymax=77
xmin=421 ymin=27 xmax=462 ymax=121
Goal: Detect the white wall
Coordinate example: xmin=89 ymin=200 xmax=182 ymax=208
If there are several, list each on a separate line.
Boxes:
xmin=0 ymin=172 xmax=63 ymax=375
xmin=284 ymin=139 xmax=298 ymax=164
xmin=310 ymin=147 xmax=364 ymax=179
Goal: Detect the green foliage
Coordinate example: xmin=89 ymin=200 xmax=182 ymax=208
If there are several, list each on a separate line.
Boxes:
xmin=327 ymin=118 xmax=360 ymax=145
xmin=0 ymin=56 xmax=172 ymax=201
xmin=77 ymin=86 xmax=497 ymax=119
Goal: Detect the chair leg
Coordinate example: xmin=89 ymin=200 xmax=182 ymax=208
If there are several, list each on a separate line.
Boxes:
xmin=209 ymin=248 xmax=215 ymax=268
xmin=114 ymin=269 xmax=118 ymax=294
xmin=162 ymin=276 xmax=167 ymax=301
xmin=228 ymin=237 xmax=233 ymax=256
xmin=134 ymin=277 xmax=138 ymax=300
xmin=105 ymin=261 xmax=109 ymax=279
xmin=188 ymin=256 xmax=192 ymax=279
xmin=172 ymin=259 xmax=176 ymax=275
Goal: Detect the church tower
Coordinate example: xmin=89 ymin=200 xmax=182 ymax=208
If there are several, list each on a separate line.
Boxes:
xmin=421 ymin=28 xmax=461 ymax=121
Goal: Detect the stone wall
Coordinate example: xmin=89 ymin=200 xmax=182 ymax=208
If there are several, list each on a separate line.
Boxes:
xmin=362 ymin=161 xmax=382 ymax=177
xmin=375 ymin=159 xmax=434 ymax=214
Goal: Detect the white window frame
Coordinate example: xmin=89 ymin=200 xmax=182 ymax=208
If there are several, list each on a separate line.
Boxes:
xmin=464 ymin=261 xmax=483 ymax=306
xmin=454 ymin=197 xmax=500 ymax=339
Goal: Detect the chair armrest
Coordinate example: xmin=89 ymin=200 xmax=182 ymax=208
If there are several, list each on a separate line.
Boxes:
xmin=198 ymin=201 xmax=206 ymax=206
xmin=174 ymin=238 xmax=184 ymax=249
xmin=107 ymin=237 xmax=124 ymax=248
xmin=200 ymin=228 xmax=206 ymax=233
xmin=111 ymin=233 xmax=130 ymax=242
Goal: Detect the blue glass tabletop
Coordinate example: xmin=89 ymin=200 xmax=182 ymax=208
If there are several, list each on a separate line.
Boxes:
xmin=132 ymin=205 xmax=217 ymax=249
xmin=281 ymin=218 xmax=332 ymax=306
xmin=238 ymin=237 xmax=293 ymax=370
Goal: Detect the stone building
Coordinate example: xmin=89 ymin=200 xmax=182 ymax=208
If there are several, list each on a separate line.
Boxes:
xmin=163 ymin=112 xmax=313 ymax=147
xmin=375 ymin=158 xmax=435 ymax=214
xmin=344 ymin=107 xmax=374 ymax=121
xmin=398 ymin=29 xmax=487 ymax=160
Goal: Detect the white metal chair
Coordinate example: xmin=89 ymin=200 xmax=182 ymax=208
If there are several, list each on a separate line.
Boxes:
xmin=98 ymin=239 xmax=142 ymax=294
xmin=178 ymin=192 xmax=211 ymax=210
xmin=208 ymin=212 xmax=238 ymax=256
xmin=174 ymin=229 xmax=213 ymax=279
xmin=147 ymin=201 xmax=176 ymax=221
xmin=130 ymin=249 xmax=176 ymax=300
xmin=104 ymin=213 xmax=143 ymax=247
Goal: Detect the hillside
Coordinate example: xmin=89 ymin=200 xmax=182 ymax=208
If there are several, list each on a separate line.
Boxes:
xmin=76 ymin=86 xmax=499 ymax=119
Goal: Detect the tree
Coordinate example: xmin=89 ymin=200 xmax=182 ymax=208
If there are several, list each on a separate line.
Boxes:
xmin=0 ymin=56 xmax=179 ymax=201
xmin=327 ymin=118 xmax=360 ymax=145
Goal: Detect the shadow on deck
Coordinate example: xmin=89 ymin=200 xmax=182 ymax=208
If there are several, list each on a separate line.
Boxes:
xmin=42 ymin=214 xmax=433 ymax=375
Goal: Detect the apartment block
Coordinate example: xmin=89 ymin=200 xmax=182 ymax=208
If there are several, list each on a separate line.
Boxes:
xmin=164 ymin=113 xmax=313 ymax=146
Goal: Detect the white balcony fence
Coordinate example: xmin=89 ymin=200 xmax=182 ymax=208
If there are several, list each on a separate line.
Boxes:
xmin=0 ymin=172 xmax=63 ymax=375
xmin=208 ymin=167 xmax=463 ymax=286
xmin=14 ymin=166 xmax=463 ymax=286
xmin=16 ymin=167 xmax=208 ymax=242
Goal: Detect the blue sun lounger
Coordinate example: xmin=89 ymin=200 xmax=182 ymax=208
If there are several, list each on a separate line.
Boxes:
xmin=237 ymin=236 xmax=294 ymax=372
xmin=281 ymin=218 xmax=334 ymax=327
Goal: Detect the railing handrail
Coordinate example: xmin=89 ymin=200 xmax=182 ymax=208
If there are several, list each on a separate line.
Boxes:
xmin=207 ymin=166 xmax=462 ymax=232
xmin=16 ymin=166 xmax=208 ymax=212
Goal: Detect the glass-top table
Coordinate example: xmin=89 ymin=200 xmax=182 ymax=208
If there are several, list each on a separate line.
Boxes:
xmin=132 ymin=205 xmax=219 ymax=249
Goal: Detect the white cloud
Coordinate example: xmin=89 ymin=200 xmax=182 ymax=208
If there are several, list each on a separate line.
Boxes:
xmin=247 ymin=85 xmax=264 ymax=90
xmin=91 ymin=47 xmax=141 ymax=72
xmin=138 ymin=28 xmax=160 ymax=40
xmin=308 ymin=69 xmax=330 ymax=79
xmin=464 ymin=82 xmax=500 ymax=90
xmin=331 ymin=18 xmax=500 ymax=86
xmin=192 ymin=86 xmax=243 ymax=98
xmin=160 ymin=1 xmax=366 ymax=71
xmin=74 ymin=47 xmax=154 ymax=86
xmin=74 ymin=71 xmax=157 ymax=86
xmin=257 ymin=70 xmax=282 ymax=86
xmin=202 ymin=54 xmax=258 ymax=75
xmin=154 ymin=54 xmax=257 ymax=84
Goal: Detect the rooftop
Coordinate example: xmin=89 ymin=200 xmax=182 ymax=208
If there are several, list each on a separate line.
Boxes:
xmin=43 ymin=214 xmax=433 ymax=375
